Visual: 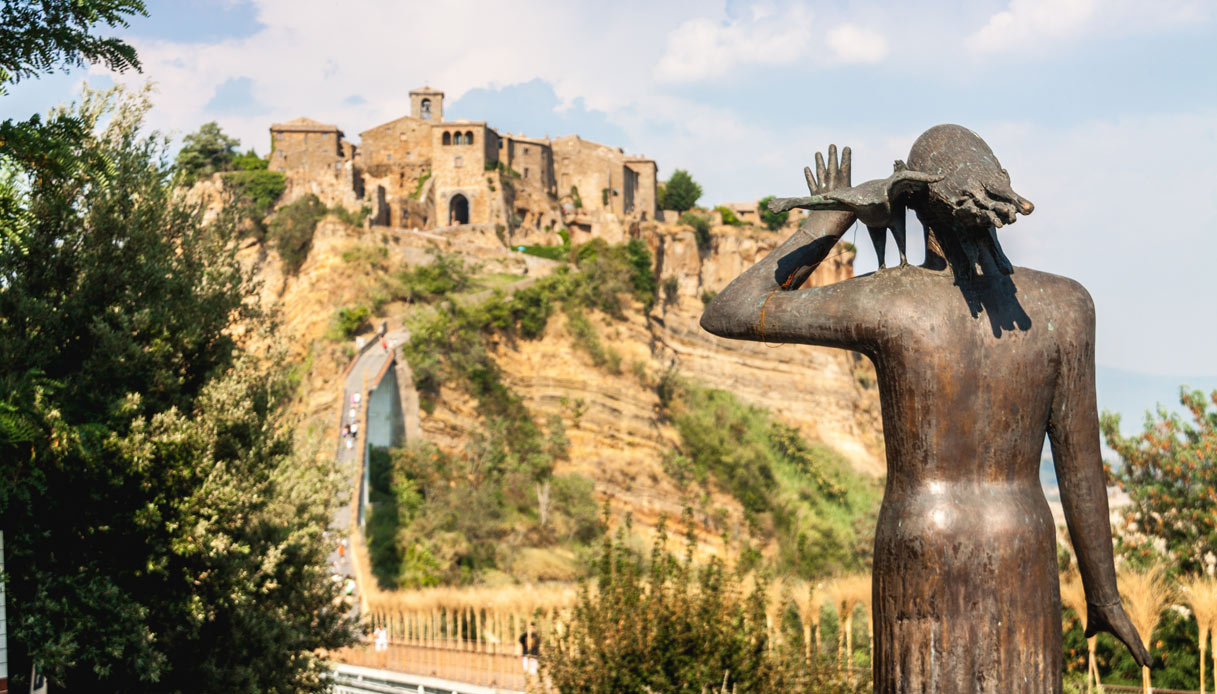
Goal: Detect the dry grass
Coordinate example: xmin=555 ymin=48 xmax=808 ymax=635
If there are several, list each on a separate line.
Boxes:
xmin=831 ymin=573 xmax=872 ymax=666
xmin=1120 ymin=563 xmax=1172 ymax=651
xmin=1119 ymin=562 xmax=1172 ymax=694
xmin=1182 ymin=575 xmax=1217 ymax=694
xmin=1060 ymin=573 xmax=1088 ymax=626
xmin=366 ymin=583 xmax=579 ymax=615
xmin=1061 ymin=572 xmax=1098 ymax=693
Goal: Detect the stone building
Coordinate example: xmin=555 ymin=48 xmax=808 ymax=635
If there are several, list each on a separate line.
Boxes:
xmin=266 ymin=86 xmax=657 ymax=233
xmin=269 ymin=117 xmax=355 ymax=178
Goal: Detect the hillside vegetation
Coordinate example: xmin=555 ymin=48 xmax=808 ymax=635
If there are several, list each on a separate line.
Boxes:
xmin=354 ymin=237 xmax=878 ymax=588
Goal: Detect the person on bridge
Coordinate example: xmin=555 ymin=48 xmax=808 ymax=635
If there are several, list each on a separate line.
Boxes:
xmin=519 ymin=622 xmax=540 ymax=677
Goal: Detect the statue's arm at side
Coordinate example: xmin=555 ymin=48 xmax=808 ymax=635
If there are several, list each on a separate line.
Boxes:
xmin=1047 ymin=288 xmax=1151 ymax=667
xmin=699 ymin=210 xmax=878 ymax=349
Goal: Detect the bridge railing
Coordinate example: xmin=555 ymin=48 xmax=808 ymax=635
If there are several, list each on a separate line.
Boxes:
xmin=332 ymin=641 xmax=527 ymax=692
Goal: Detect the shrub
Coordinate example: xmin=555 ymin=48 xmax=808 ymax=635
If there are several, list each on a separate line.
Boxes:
xmin=566 ymin=309 xmax=622 ymax=373
xmin=569 ymin=185 xmax=583 ymax=209
xmin=701 ymin=290 xmax=717 ymax=305
xmin=267 ymin=193 xmax=325 ymax=274
xmin=411 ymin=171 xmax=431 ymax=200
xmin=681 ymin=212 xmax=711 ymax=249
xmin=330 ymin=203 xmax=370 ymax=227
xmin=328 ymin=305 xmax=370 ymax=340
xmin=547 ymin=513 xmax=866 ymax=694
xmin=221 ymin=169 xmax=285 ymax=234
xmin=231 ymin=148 xmax=267 ymax=171
xmin=716 ymin=205 xmax=744 ymax=226
xmin=758 ymin=195 xmax=788 ymax=231
xmin=662 ymin=276 xmax=680 ymax=304
xmin=384 ymin=251 xmax=473 ymax=303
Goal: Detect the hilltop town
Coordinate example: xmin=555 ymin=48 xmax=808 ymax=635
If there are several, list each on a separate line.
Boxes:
xmin=267 ymin=86 xmax=665 ymax=245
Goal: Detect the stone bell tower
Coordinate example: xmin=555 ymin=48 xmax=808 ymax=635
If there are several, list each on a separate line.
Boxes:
xmin=410 ymin=86 xmax=444 ymax=122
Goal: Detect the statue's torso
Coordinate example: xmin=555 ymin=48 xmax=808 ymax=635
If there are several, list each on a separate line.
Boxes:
xmin=849 ymin=264 xmax=1085 ymax=693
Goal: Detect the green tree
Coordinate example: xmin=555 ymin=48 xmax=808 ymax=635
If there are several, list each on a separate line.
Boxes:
xmin=0 ymin=0 xmax=146 ymax=92
xmin=176 ymin=121 xmax=240 ymax=184
xmin=1102 ymin=388 xmax=1217 ymax=575
xmin=758 ymin=195 xmax=789 ymax=231
xmin=0 ymin=86 xmax=352 ymax=693
xmin=663 ymin=169 xmax=702 ymax=213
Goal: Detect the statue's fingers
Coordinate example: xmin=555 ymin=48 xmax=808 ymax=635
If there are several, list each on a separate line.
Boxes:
xmin=827 ymin=144 xmax=839 ymax=187
xmin=815 ymin=152 xmax=828 ymax=193
xmin=840 ymin=147 xmax=851 ymax=187
xmin=804 ymin=166 xmax=817 ymax=195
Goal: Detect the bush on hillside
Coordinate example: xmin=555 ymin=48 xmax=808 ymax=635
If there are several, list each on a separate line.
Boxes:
xmin=328 ymin=305 xmax=370 ymax=341
xmin=758 ymin=195 xmax=789 ymax=231
xmin=267 ymin=193 xmax=325 ymax=274
xmin=681 ymin=212 xmax=711 ymax=249
xmin=221 ymin=169 xmax=285 ymax=234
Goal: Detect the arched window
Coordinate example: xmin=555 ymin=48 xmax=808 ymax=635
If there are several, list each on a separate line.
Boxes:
xmin=454 ymin=132 xmax=463 ymax=145
xmin=420 ymin=98 xmax=432 ymax=120
xmin=465 ymin=131 xmax=474 ymax=146
xmin=442 ymin=131 xmax=451 ymax=146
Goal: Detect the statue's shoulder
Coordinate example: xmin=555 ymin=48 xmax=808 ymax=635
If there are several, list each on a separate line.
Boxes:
xmin=1013 ymin=267 xmax=1096 ymax=334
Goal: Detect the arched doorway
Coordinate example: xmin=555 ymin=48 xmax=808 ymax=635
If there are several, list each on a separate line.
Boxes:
xmin=448 ymin=194 xmax=469 ymax=225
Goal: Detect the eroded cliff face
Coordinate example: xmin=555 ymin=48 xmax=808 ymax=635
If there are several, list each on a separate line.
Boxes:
xmin=246 ymin=216 xmax=884 ymax=563
xmin=646 ymin=224 xmax=884 ymax=475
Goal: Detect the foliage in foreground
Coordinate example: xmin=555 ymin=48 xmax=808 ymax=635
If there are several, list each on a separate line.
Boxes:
xmin=0 ymin=86 xmax=352 ymax=693
xmin=547 ymin=513 xmax=868 ymax=694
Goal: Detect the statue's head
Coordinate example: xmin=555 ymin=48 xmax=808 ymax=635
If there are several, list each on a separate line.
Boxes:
xmin=906 ymin=124 xmax=1034 ymax=232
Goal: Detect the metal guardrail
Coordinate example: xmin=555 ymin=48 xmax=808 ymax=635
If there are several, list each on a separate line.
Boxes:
xmin=333 ymin=663 xmax=523 ymax=694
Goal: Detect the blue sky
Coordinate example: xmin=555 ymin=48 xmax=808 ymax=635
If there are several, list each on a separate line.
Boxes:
xmin=3 ymin=0 xmax=1215 ymax=415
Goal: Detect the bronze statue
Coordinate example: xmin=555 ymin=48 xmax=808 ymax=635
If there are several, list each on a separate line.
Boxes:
xmin=700 ymin=125 xmax=1151 ymax=693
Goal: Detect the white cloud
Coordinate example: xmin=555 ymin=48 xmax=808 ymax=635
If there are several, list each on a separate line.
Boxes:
xmin=967 ymin=0 xmax=1209 ymax=54
xmin=825 ymin=23 xmax=889 ymax=64
xmin=653 ymin=4 xmax=814 ymax=83
xmin=967 ymin=0 xmax=1097 ymax=53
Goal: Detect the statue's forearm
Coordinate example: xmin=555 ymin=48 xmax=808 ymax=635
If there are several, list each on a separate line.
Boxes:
xmin=1056 ymin=446 xmax=1121 ymax=607
xmin=1050 ymin=335 xmax=1121 ymax=607
xmin=699 ymin=211 xmax=853 ymax=339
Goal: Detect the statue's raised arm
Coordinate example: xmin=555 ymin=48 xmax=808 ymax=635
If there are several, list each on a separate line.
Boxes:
xmin=699 ymin=144 xmax=949 ymax=352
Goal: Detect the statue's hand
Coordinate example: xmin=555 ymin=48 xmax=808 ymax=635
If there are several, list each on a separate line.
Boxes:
xmin=802 ymin=144 xmax=851 ymax=195
xmin=1086 ymin=600 xmax=1152 ymax=668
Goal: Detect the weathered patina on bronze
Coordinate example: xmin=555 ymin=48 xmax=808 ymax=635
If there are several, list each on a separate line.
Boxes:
xmin=700 ymin=125 xmax=1151 ymax=693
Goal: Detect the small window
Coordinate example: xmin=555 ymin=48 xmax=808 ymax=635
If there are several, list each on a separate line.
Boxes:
xmin=442 ymin=132 xmax=452 ymax=146
xmin=523 ymin=146 xmax=529 ymax=155
xmin=524 ymin=167 xmax=530 ymax=179
xmin=454 ymin=155 xmax=464 ymax=168
xmin=387 ymin=154 xmax=393 ymax=161
xmin=453 ymin=132 xmax=463 ymax=146
xmin=465 ymin=131 xmax=474 ymax=146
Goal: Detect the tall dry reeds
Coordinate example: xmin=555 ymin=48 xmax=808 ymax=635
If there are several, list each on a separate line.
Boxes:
xmin=1182 ymin=575 xmax=1217 ymax=694
xmin=1060 ymin=573 xmax=1099 ymax=693
xmin=791 ymin=581 xmax=830 ymax=661
xmin=1119 ymin=563 xmax=1172 ymax=694
xmin=832 ymin=574 xmax=871 ymax=669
